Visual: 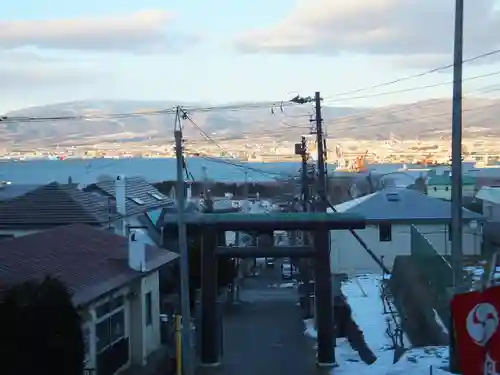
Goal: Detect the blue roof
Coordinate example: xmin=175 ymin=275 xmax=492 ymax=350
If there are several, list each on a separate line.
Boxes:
xmin=330 ymin=188 xmax=483 ymax=223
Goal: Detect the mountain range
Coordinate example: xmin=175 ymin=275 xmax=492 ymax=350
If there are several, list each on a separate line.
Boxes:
xmin=2 ymin=98 xmax=499 ymax=147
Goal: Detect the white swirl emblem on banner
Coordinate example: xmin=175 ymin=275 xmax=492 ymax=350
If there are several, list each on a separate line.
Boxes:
xmin=466 ymin=303 xmax=499 ymax=346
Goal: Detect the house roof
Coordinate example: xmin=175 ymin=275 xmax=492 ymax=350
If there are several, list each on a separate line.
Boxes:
xmin=0 ymin=224 xmax=178 ymax=306
xmin=0 ymin=182 xmax=113 ymax=228
xmin=86 ymin=176 xmax=174 ymax=216
xmin=329 ymin=188 xmax=483 ymax=223
xmin=476 ymin=186 xmax=500 ymax=205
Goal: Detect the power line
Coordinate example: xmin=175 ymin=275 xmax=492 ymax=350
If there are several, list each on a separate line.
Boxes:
xmin=315 ymin=82 xmax=500 ymax=134
xmin=183 ymin=113 xmax=234 ymax=157
xmin=185 ymin=153 xmax=296 ymax=180
xmin=0 ymin=96 xmax=311 ymax=124
xmin=324 ymin=69 xmax=500 ymax=104
xmin=327 ymin=100 xmax=500 ymax=135
xmin=322 ymin=47 xmax=500 ymax=100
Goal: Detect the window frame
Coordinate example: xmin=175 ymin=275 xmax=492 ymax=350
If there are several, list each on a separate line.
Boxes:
xmin=95 ymin=295 xmax=126 ymax=355
xmin=145 ymin=292 xmax=153 ymax=327
xmin=379 ymin=224 xmax=392 ymax=242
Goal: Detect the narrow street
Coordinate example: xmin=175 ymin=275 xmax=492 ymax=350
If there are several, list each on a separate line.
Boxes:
xmin=197 ymin=262 xmax=326 ymax=375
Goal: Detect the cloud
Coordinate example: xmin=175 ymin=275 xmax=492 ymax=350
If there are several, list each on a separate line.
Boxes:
xmin=0 ymin=50 xmax=106 ymax=89
xmin=0 ymin=10 xmax=198 ymax=52
xmin=233 ymin=0 xmax=500 ymax=65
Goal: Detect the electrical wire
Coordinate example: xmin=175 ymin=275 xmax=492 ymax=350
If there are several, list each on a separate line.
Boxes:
xmin=179 ymin=107 xmax=300 ymax=180
xmin=183 ymin=113 xmax=233 ymax=157
xmin=2 ymin=48 xmax=500 ymax=125
xmin=185 ymin=153 xmax=297 ymax=180
xmin=328 ymin=99 xmax=500 ymax=136
xmin=322 ymin=47 xmax=500 ymax=100
xmin=323 ymin=69 xmax=500 ymax=104
xmin=0 ymin=97 xmax=307 ymax=124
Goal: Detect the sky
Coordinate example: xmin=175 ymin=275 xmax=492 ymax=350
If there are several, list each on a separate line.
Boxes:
xmin=2 ymin=0 xmax=500 ymax=112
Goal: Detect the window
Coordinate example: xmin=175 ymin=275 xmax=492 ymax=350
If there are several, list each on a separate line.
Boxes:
xmin=448 ymin=224 xmax=452 ymax=241
xmin=96 ymin=320 xmax=111 ymax=353
xmin=110 ymin=310 xmax=125 ymax=342
xmin=95 ymin=295 xmax=126 ymax=354
xmin=95 ymin=295 xmax=124 ymax=319
xmin=149 ymin=192 xmax=166 ymax=200
xmin=379 ymin=224 xmax=392 ymax=242
xmin=82 ymin=326 xmax=90 ymax=360
xmin=145 ymin=292 xmax=152 ymax=326
xmin=128 ymin=197 xmax=145 ymax=205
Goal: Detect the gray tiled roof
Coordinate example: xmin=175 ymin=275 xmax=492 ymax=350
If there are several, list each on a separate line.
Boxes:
xmin=86 ymin=176 xmax=174 ymax=216
xmin=0 ymin=224 xmax=179 ymax=306
xmin=0 ymin=182 xmax=112 ymax=228
xmin=331 ymin=188 xmax=483 ymax=223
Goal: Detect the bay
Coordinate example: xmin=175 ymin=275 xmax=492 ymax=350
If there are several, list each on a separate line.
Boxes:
xmin=0 ymin=158 xmax=301 ymax=184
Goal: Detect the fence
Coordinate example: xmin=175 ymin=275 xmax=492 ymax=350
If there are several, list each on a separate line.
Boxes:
xmin=410 ymin=225 xmax=454 ymax=328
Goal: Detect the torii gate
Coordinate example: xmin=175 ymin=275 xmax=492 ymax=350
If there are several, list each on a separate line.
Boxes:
xmin=175 ymin=212 xmax=366 ymax=367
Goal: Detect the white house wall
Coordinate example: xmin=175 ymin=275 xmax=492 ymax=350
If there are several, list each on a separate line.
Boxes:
xmin=482 ymin=201 xmax=500 ymax=222
xmin=330 ymin=225 xmax=411 ymax=274
xmin=330 ymin=223 xmax=481 ymax=274
xmin=140 ymin=271 xmax=162 ymax=362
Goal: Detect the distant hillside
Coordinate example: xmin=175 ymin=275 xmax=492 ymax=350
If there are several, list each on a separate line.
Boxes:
xmin=1 ymin=98 xmax=499 ymax=147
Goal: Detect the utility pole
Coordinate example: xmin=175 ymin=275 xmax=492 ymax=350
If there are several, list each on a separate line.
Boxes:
xmin=202 ymin=165 xmax=214 ymax=212
xmin=294 ymin=135 xmax=309 ymax=211
xmin=315 ymin=92 xmax=327 ymax=206
xmin=174 ymin=108 xmax=194 ymax=375
xmin=450 ymin=0 xmax=464 ymax=372
xmin=243 ymin=171 xmax=249 ymax=213
xmin=313 ymin=91 xmax=336 ymax=366
xmin=300 ymin=136 xmax=309 ymax=212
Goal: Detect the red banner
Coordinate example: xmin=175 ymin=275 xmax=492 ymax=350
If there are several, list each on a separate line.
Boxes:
xmin=451 ymin=286 xmax=500 ymax=375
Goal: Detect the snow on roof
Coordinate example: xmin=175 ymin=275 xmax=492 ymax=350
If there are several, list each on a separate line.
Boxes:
xmin=328 ymin=192 xmax=378 ymax=213
xmin=476 ymin=186 xmax=500 ymax=205
xmin=304 ymin=273 xmax=449 ymax=374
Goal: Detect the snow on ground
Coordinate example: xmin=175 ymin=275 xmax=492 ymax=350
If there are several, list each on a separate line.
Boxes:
xmin=342 ymin=274 xmax=392 ymax=353
xmin=463 ymin=264 xmax=500 ymax=288
xmin=304 ymin=274 xmax=449 ymax=375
